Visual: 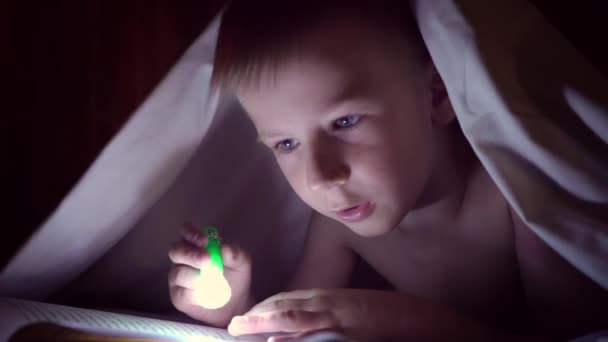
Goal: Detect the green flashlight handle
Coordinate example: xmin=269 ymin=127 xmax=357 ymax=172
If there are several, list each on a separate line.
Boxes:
xmin=204 ymin=227 xmax=224 ymax=273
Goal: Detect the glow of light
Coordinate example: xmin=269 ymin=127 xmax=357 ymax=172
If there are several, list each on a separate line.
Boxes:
xmin=192 ymin=227 xmax=232 ymax=309
xmin=193 ymin=266 xmax=232 ymax=309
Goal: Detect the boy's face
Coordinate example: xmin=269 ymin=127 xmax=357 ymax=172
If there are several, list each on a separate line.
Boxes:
xmin=236 ymin=23 xmax=439 ymax=236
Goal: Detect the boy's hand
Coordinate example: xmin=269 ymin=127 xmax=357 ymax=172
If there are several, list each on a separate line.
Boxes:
xmin=168 ymin=223 xmax=253 ymax=327
xmin=227 ymin=289 xmax=500 ymax=341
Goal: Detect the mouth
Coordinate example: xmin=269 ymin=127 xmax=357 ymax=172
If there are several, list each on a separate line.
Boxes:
xmin=332 ymin=201 xmax=374 ymax=222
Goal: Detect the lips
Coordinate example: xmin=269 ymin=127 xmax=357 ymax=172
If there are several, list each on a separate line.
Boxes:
xmin=333 ymin=201 xmax=374 ymax=222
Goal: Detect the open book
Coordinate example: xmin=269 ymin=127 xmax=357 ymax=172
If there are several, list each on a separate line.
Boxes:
xmin=0 ymin=297 xmax=264 ymax=342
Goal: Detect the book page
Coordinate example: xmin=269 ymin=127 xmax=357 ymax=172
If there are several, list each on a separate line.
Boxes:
xmin=0 ymin=298 xmax=260 ymax=342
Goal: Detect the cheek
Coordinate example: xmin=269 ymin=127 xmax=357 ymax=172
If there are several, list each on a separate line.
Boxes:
xmin=276 ymin=159 xmax=315 ymax=204
xmin=353 ymin=148 xmax=407 ymax=193
xmin=353 ymin=123 xmax=434 ymax=198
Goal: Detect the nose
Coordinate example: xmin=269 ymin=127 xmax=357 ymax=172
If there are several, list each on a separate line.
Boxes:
xmin=306 ymin=144 xmax=350 ymax=191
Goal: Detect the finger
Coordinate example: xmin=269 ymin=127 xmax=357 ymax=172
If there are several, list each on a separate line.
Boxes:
xmin=255 ymin=289 xmax=325 ymax=310
xmin=169 ymin=285 xmax=197 ymax=312
xmin=228 ymin=310 xmax=337 ymax=336
xmin=180 ymin=222 xmax=209 ymax=247
xmin=247 ymin=296 xmax=332 ymax=315
xmin=168 ymin=264 xmax=202 ymax=290
xmin=221 ymin=243 xmax=252 ymax=271
xmin=168 ymin=240 xmax=210 ymax=268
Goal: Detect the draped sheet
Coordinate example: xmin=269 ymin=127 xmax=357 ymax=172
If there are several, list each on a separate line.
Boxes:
xmin=1 ymin=0 xmax=605 ymax=307
xmin=412 ymin=0 xmax=608 ymax=289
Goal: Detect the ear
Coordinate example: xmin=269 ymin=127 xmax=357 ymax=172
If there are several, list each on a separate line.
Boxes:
xmin=427 ymin=64 xmax=456 ymax=125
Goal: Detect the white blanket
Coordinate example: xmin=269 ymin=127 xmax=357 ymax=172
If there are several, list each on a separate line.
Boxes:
xmin=1 ymin=0 xmax=606 ymax=309
xmin=412 ymin=0 xmax=608 ymax=289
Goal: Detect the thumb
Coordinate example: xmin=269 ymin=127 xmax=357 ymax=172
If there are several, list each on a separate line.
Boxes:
xmin=221 ymin=243 xmax=251 ymax=271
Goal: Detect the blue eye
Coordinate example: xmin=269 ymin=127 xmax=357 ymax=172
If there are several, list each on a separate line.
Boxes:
xmin=275 ymin=139 xmax=299 ymax=152
xmin=333 ymin=115 xmax=361 ymax=129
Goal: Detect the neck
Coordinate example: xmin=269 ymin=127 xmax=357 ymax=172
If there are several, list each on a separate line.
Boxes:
xmin=407 ymin=123 xmax=475 ymax=223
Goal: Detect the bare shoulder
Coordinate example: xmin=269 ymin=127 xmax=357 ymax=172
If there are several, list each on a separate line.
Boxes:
xmin=511 ymin=199 xmax=608 ymax=338
xmin=458 ymin=161 xmax=514 ymax=245
xmin=462 ymin=163 xmax=608 ymax=335
xmin=462 ymin=161 xmax=510 ymax=216
xmin=457 ymin=161 xmax=608 ymax=337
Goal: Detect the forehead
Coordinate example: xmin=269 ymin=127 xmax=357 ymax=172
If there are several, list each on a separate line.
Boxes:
xmin=236 ymin=58 xmax=370 ymax=129
xmin=236 ymin=22 xmax=413 ymax=119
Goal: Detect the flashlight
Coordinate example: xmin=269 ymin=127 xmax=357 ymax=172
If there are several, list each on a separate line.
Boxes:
xmin=193 ymin=227 xmax=232 ymax=309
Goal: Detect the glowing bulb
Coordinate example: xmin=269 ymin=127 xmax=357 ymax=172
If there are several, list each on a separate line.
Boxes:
xmin=193 ymin=266 xmax=232 ymax=309
xmin=192 ymin=227 xmax=232 ymax=310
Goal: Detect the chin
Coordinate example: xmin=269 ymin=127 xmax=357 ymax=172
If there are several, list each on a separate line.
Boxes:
xmin=348 ymin=220 xmax=394 ymax=237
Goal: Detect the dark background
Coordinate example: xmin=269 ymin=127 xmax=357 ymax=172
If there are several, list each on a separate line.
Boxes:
xmin=2 ymin=1 xmax=606 ymax=271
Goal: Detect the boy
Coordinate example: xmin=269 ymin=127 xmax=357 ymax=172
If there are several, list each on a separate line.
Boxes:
xmin=168 ymin=1 xmax=608 ymax=340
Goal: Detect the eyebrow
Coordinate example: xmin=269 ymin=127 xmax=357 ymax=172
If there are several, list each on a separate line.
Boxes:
xmin=322 ymin=78 xmax=368 ymax=112
xmin=255 ymin=78 xmax=373 ymax=141
xmin=256 ymin=130 xmax=285 ymax=142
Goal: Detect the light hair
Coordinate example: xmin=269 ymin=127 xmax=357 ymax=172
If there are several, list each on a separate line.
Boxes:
xmin=211 ymin=0 xmax=427 ymax=91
